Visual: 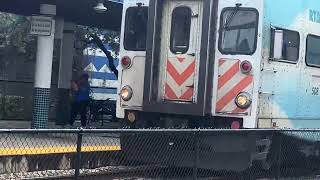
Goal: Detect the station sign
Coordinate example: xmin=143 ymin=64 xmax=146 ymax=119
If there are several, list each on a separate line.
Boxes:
xmin=30 ymin=15 xmax=53 ymax=36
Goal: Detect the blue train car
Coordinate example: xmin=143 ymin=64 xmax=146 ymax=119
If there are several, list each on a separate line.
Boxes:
xmin=83 ymin=45 xmax=118 ymax=100
xmin=259 ymin=0 xmax=320 ymax=129
xmin=83 ymin=45 xmax=119 ymax=120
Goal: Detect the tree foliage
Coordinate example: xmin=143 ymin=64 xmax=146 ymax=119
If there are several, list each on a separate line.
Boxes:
xmin=0 ymin=12 xmax=120 ymax=78
xmin=0 ymin=13 xmax=37 ymax=79
xmin=74 ymin=25 xmax=120 ymax=54
xmin=0 ymin=12 xmax=37 ymax=60
xmin=74 ymin=26 xmax=120 ymax=77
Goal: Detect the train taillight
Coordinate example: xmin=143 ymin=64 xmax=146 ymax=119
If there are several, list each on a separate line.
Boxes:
xmin=240 ymin=61 xmax=252 ymax=74
xmin=231 ymin=121 xmax=240 ymax=129
xmin=121 ymin=56 xmax=132 ymax=69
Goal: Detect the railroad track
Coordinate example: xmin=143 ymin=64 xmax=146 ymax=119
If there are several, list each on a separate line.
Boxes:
xmin=17 ymin=165 xmax=320 ymax=180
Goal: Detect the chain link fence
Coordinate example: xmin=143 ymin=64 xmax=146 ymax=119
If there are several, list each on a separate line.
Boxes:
xmin=0 ymin=129 xmax=319 ymax=179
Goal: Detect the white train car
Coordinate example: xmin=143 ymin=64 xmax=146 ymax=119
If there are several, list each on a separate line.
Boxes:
xmin=117 ymin=0 xmax=320 ymax=171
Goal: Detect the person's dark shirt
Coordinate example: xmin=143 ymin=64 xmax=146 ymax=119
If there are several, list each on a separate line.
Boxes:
xmin=74 ymin=82 xmax=90 ymax=102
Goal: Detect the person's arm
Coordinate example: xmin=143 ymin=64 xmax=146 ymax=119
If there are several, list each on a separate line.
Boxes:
xmin=71 ymin=81 xmax=79 ymax=92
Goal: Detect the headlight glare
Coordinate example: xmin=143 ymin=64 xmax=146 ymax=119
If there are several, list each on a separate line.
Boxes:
xmin=120 ymin=86 xmax=133 ymax=101
xmin=235 ymin=92 xmax=252 ymax=109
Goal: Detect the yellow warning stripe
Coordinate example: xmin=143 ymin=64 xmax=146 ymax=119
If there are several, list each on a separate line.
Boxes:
xmin=0 ymin=145 xmax=121 ymax=156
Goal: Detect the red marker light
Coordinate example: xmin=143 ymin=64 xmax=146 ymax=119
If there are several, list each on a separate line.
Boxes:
xmin=121 ymin=56 xmax=132 ymax=69
xmin=231 ymin=121 xmax=240 ymax=129
xmin=240 ymin=61 xmax=252 ymax=74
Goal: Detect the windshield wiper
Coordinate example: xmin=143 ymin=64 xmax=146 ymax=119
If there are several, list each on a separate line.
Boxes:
xmin=223 ymin=3 xmax=242 ymax=30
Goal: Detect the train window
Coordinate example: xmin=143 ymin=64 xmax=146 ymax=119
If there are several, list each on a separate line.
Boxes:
xmin=170 ymin=7 xmax=192 ymax=54
xmin=218 ymin=8 xmax=259 ymax=55
xmin=306 ymin=35 xmax=320 ymax=67
xmin=124 ymin=7 xmax=148 ymax=51
xmin=270 ymin=28 xmax=300 ymax=62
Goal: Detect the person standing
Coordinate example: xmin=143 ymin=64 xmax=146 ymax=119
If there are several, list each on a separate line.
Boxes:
xmin=69 ymin=73 xmax=90 ymax=127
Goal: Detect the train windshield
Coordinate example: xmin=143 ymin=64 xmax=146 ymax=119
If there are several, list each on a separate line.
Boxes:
xmin=219 ymin=8 xmax=258 ymax=55
xmin=124 ymin=6 xmax=148 ymax=51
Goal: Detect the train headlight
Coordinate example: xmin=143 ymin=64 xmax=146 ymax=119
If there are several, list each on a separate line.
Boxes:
xmin=120 ymin=86 xmax=133 ymax=101
xmin=235 ymin=92 xmax=252 ymax=109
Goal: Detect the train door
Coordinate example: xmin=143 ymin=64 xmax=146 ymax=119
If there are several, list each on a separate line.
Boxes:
xmin=143 ymin=0 xmax=211 ymax=115
xmin=162 ymin=1 xmax=202 ymax=102
xmin=212 ymin=1 xmax=263 ymax=128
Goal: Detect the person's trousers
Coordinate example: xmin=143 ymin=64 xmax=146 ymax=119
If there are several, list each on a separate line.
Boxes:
xmin=70 ymin=100 xmax=89 ymax=127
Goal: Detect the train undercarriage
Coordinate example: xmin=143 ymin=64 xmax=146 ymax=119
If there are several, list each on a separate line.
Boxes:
xmin=118 ymin=112 xmax=320 ymax=175
xmin=119 ymin=111 xmax=276 ymax=171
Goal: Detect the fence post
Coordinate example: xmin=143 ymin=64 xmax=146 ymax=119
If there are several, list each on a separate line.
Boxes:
xmin=75 ymin=129 xmax=83 ymax=179
xmin=193 ymin=132 xmax=200 ymax=180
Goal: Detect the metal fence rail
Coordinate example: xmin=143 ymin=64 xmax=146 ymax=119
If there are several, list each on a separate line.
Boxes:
xmin=0 ymin=129 xmax=320 ymax=179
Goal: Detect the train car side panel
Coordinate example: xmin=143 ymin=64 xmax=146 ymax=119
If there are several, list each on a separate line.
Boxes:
xmin=259 ymin=0 xmax=320 ymax=129
xmin=212 ymin=0 xmax=264 ymax=128
xmin=116 ymin=0 xmax=149 ymax=118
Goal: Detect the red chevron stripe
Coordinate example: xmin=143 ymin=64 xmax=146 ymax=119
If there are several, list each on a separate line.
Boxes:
xmin=232 ymin=107 xmax=247 ymax=113
xmin=165 ymin=83 xmax=178 ymax=99
xmin=167 ymin=60 xmax=195 ymax=86
xmin=180 ymin=87 xmax=194 ymax=100
xmin=218 ymin=61 xmax=240 ymax=90
xmin=177 ymin=56 xmax=185 ymax=62
xmin=219 ymin=59 xmax=226 ymax=66
xmin=216 ymin=75 xmax=253 ymax=112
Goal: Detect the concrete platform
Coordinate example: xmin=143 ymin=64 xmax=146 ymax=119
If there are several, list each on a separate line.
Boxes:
xmin=0 ymin=133 xmax=121 ymax=156
xmin=0 ymin=131 xmax=122 ymax=176
xmin=0 ymin=120 xmax=120 ymax=129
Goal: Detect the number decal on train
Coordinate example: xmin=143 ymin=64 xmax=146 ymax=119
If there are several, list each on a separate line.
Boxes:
xmin=312 ymin=87 xmax=319 ymax=96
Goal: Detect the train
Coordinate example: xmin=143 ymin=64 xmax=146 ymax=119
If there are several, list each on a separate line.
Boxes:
xmin=82 ymin=44 xmax=119 ymax=120
xmin=116 ymin=0 xmax=320 ymax=171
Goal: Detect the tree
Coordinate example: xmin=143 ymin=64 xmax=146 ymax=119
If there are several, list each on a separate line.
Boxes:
xmin=74 ymin=25 xmax=120 ymax=78
xmin=0 ymin=13 xmax=121 ymax=79
xmin=0 ymin=13 xmax=37 ymax=79
xmin=89 ymin=33 xmax=119 ymax=78
xmin=0 ymin=13 xmax=37 ymax=60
